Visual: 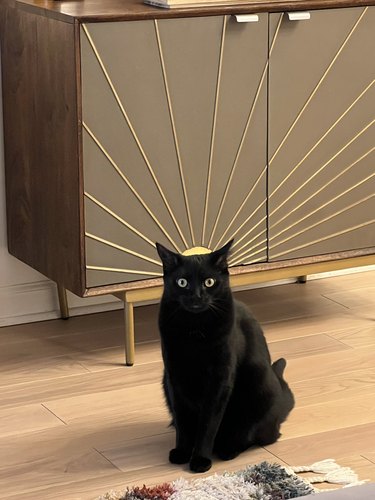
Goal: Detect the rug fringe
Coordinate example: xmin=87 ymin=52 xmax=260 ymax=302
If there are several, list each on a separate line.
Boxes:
xmin=288 ymin=459 xmax=370 ymax=491
xmin=290 ymin=459 xmax=341 ymax=474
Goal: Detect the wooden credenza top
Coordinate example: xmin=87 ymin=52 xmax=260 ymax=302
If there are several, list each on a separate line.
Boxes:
xmin=16 ymin=0 xmax=375 ymax=22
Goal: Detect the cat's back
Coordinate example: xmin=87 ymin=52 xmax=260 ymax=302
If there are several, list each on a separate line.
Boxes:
xmin=233 ymin=299 xmax=271 ymax=364
xmin=233 ymin=299 xmax=261 ymax=335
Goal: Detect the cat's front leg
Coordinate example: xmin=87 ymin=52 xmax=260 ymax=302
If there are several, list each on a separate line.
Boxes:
xmin=169 ymin=427 xmax=193 ymax=465
xmin=169 ymin=406 xmax=196 ymax=465
xmin=189 ymin=385 xmax=232 ymax=473
xmin=189 ymin=426 xmax=216 ymax=472
xmin=169 ymin=448 xmax=191 ymax=465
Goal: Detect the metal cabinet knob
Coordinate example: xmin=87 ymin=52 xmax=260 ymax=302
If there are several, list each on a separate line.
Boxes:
xmin=234 ymin=14 xmax=259 ymax=23
xmin=287 ymin=11 xmax=311 ymax=21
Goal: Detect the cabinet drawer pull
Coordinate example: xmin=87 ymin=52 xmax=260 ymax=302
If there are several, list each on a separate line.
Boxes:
xmin=234 ymin=14 xmax=259 ymax=23
xmin=287 ymin=11 xmax=311 ymax=21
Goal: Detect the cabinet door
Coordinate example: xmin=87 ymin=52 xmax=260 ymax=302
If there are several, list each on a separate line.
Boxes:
xmin=80 ymin=15 xmax=268 ymax=288
xmin=268 ymin=7 xmax=375 ymax=262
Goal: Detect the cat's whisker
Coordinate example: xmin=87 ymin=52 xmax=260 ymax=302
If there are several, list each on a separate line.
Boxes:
xmin=208 ymin=302 xmax=229 ymax=318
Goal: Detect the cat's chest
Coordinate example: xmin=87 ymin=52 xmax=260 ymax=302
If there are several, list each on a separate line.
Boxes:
xmin=164 ymin=338 xmax=231 ymax=382
xmin=165 ymin=340 xmax=216 ymax=369
xmin=168 ymin=360 xmax=218 ymax=401
xmin=163 ymin=332 xmax=224 ymax=361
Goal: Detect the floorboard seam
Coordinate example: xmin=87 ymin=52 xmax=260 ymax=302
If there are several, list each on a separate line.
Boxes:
xmin=41 ymin=403 xmax=68 ymax=425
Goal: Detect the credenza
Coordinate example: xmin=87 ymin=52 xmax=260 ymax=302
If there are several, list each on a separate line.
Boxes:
xmin=1 ymin=0 xmax=375 ymax=364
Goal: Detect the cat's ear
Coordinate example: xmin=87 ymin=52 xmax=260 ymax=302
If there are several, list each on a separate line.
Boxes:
xmin=209 ymin=239 xmax=234 ymax=271
xmin=156 ymin=243 xmax=181 ymax=272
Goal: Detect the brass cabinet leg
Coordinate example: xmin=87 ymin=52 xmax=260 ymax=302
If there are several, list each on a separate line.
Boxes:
xmin=297 ymin=275 xmax=307 ymax=284
xmin=57 ymin=284 xmax=69 ymax=319
xmin=124 ymin=297 xmax=135 ymax=366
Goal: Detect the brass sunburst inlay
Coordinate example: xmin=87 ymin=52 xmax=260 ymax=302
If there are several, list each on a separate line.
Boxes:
xmin=81 ymin=7 xmax=374 ymax=284
xmin=182 ymin=247 xmax=212 ymax=256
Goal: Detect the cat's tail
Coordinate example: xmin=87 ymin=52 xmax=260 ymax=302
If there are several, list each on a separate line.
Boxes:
xmin=272 ymin=357 xmax=295 ymax=416
xmin=272 ymin=357 xmax=287 ymax=379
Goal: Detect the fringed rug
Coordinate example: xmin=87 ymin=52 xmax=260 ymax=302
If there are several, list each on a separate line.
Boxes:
xmin=98 ymin=459 xmax=365 ymax=500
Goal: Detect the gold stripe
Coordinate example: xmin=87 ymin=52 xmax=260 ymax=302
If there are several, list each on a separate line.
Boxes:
xmin=85 ymin=232 xmax=162 ymax=266
xmin=154 ymin=20 xmax=195 ymax=247
xmin=230 ymin=251 xmax=267 ymax=266
xmin=227 ymin=204 xmax=267 ymax=251
xmin=270 ymin=146 xmax=375 ymax=233
xmin=208 ymin=14 xmax=284 ymax=247
xmin=270 ymin=79 xmax=375 ymax=204
xmin=230 ymin=227 xmax=267 ymax=258
xmin=270 ymin=118 xmax=375 ymax=220
xmin=271 ymin=163 xmax=375 ymax=242
xmin=271 ymin=219 xmax=375 ymax=259
xmin=83 ymin=124 xmax=181 ymax=252
xmin=230 ymin=241 xmax=267 ymax=266
xmin=271 ymin=193 xmax=375 ymax=251
xmin=201 ymin=16 xmax=227 ymax=245
xmin=269 ymin=13 xmax=284 ymax=54
xmin=87 ymin=265 xmax=162 ymax=277
xmin=207 ymin=15 xmax=283 ymax=248
xmin=82 ymin=24 xmax=188 ymax=249
xmin=230 ymin=249 xmax=267 ymax=267
xmin=85 ymin=192 xmax=155 ymax=247
xmin=269 ymin=7 xmax=368 ymax=173
xmin=246 ymin=255 xmax=267 ymax=265
xmin=213 ymin=171 xmax=267 ymax=250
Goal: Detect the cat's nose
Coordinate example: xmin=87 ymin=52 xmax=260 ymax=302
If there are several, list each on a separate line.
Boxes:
xmin=191 ymin=294 xmax=202 ymax=305
xmin=188 ymin=303 xmax=206 ymax=314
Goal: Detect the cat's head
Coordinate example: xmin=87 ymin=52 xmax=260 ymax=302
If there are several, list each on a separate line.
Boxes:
xmin=156 ymin=240 xmax=233 ymax=314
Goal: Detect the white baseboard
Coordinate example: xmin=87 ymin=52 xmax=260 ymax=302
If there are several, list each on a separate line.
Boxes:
xmin=0 ymin=280 xmax=122 ymax=327
xmin=309 ymin=264 xmax=375 ymax=280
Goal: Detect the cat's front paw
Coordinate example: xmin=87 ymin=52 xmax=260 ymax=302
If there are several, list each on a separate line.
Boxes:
xmin=169 ymin=448 xmax=191 ymax=464
xmin=189 ymin=455 xmax=212 ymax=473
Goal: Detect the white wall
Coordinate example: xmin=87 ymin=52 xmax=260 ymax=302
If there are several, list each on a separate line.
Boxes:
xmin=0 ymin=54 xmax=121 ymax=327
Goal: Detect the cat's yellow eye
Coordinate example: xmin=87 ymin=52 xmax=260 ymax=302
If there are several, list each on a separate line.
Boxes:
xmin=177 ymin=278 xmax=188 ymax=288
xmin=204 ymin=278 xmax=216 ymax=288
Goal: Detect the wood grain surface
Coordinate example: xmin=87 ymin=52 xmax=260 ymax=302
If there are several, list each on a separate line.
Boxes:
xmin=1 ymin=7 xmax=85 ymax=295
xmin=0 ymin=270 xmax=374 ymax=498
xmin=15 ymin=0 xmax=375 ymax=23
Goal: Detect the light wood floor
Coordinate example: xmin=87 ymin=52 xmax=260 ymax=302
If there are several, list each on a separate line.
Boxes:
xmin=1 ymin=271 xmax=375 ymax=499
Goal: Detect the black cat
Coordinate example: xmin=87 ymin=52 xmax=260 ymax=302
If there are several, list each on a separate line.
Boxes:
xmin=156 ymin=240 xmax=295 ymax=473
